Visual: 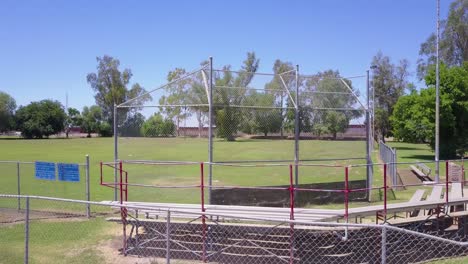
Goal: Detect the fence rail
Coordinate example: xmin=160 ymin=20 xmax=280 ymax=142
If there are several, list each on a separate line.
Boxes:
xmin=0 ymin=156 xmax=91 ymax=216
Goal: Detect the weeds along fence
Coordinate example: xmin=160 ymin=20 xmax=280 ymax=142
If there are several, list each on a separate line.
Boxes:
xmin=114 ymin=58 xmax=372 ymax=203
xmin=0 ymin=156 xmax=91 ymax=216
xmin=379 ymin=141 xmax=397 ymax=187
xmin=3 ymin=194 xmax=468 ymax=264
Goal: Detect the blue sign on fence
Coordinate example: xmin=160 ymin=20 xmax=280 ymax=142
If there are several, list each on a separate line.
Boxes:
xmin=57 ymin=163 xmax=80 ymax=182
xmin=35 ymin=161 xmax=56 ymax=180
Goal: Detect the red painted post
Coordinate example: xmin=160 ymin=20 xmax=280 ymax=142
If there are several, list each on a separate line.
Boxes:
xmin=345 ymin=167 xmax=349 ymax=224
xmin=446 ymin=161 xmax=449 ymax=204
xmin=289 ymin=164 xmax=295 ymax=264
xmin=119 ymin=161 xmax=123 ymax=204
xmin=200 ymin=163 xmax=207 ymax=262
xmin=383 ymin=164 xmax=387 ymax=218
xmin=125 ymin=171 xmax=128 ymax=202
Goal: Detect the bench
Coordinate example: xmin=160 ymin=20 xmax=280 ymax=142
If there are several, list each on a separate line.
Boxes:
xmin=408 ymin=189 xmax=425 ymax=217
xmin=410 ymin=163 xmax=433 ymax=182
xmin=418 ymin=185 xmax=443 ymax=216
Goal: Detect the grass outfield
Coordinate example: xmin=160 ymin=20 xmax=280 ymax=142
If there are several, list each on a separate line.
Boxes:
xmin=2 ymin=138 xmax=467 ymax=263
xmin=0 ymin=137 xmax=368 ymax=205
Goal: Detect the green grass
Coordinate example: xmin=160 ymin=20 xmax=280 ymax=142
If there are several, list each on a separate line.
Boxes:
xmin=0 ymin=137 xmax=368 ymax=205
xmin=0 ymin=138 xmax=466 ymax=263
xmin=0 ymin=217 xmax=110 ymax=264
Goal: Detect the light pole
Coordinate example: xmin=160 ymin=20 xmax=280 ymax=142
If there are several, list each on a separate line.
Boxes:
xmin=370 ymin=65 xmax=377 ymax=148
xmin=435 ymin=0 xmax=440 ymax=183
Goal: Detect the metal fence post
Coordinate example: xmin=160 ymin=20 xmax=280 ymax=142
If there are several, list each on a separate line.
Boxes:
xmin=166 ymin=210 xmax=171 ymax=264
xmin=85 ymin=154 xmax=90 ymax=218
xmin=381 ymin=224 xmax=387 ymax=264
xmin=113 ymin=104 xmax=118 ymax=201
xmin=17 ymin=161 xmax=21 ymax=211
xmin=208 ymin=56 xmax=213 ymax=205
xmin=294 ymin=65 xmax=300 ymax=191
xmin=24 ymin=196 xmax=30 ymax=264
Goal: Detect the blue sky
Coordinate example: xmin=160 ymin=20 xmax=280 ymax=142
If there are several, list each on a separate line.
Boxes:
xmin=0 ymin=0 xmax=450 ymax=111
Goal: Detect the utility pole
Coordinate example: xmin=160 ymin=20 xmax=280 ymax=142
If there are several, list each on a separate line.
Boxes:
xmin=435 ymin=0 xmax=440 ymax=182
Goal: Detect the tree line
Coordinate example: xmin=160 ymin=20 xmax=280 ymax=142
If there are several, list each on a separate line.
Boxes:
xmin=0 ymin=0 xmax=465 ymax=156
xmin=372 ymin=0 xmax=466 ymax=158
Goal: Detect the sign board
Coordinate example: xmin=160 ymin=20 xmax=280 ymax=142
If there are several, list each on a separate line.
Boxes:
xmin=57 ymin=163 xmax=80 ymax=182
xmin=449 ymin=162 xmax=464 ymax=184
xmin=35 ymin=161 xmax=56 ymax=181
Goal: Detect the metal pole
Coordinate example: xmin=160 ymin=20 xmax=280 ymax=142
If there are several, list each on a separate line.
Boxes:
xmin=113 ymin=104 xmax=118 ymax=201
xmin=166 ymin=210 xmax=171 ymax=264
xmin=24 ymin=196 xmax=29 ymax=264
xmin=372 ymin=70 xmax=375 ymax=150
xmin=208 ymin=57 xmax=213 ymax=205
xmin=366 ymin=70 xmax=372 ymax=201
xmin=17 ymin=161 xmax=21 ymax=211
xmin=435 ymin=0 xmax=440 ymax=183
xmin=294 ymin=65 xmax=299 ymax=189
xmin=85 ymin=155 xmax=90 ymax=218
xmin=344 ymin=166 xmax=349 ymax=240
xmin=381 ymin=224 xmax=387 ymax=264
xmin=384 ymin=164 xmax=387 ymax=218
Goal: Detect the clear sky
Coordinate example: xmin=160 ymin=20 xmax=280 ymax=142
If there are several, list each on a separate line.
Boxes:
xmin=0 ymin=0 xmax=451 ymax=111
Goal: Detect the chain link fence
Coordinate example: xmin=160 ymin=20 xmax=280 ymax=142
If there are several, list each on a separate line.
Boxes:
xmin=0 ymin=157 xmax=91 ymax=216
xmin=114 ymin=60 xmax=372 ymax=205
xmin=3 ymin=194 xmax=468 ymax=264
xmin=379 ymin=141 xmax=398 ymax=187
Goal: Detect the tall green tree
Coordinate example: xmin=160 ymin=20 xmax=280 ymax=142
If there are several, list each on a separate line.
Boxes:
xmin=120 ymin=112 xmax=145 ymax=137
xmin=64 ymin=108 xmax=82 ymax=138
xmin=324 ymin=111 xmax=348 ymax=140
xmin=371 ymin=52 xmax=411 ymax=141
xmin=264 ymin=60 xmax=295 ymax=136
xmin=214 ymin=52 xmax=260 ymax=141
xmin=391 ymin=63 xmax=468 ymax=158
xmin=160 ymin=68 xmax=192 ymax=136
xmin=86 ymin=55 xmax=151 ymax=128
xmin=417 ymin=0 xmax=468 ymax=79
xmin=300 ymin=70 xmax=361 ymax=138
xmin=0 ymin=91 xmax=16 ymax=133
xmin=240 ymin=91 xmax=282 ymax=137
xmin=16 ymin=100 xmax=66 ymax=139
xmin=81 ymin=105 xmax=103 ymax=138
xmin=141 ymin=113 xmax=176 ymax=137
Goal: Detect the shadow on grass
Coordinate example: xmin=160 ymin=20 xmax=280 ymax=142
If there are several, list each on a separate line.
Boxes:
xmin=0 ymin=137 xmax=73 ymax=141
xmin=402 ymin=154 xmax=435 ymax=161
xmin=393 ymin=146 xmax=426 ymax=151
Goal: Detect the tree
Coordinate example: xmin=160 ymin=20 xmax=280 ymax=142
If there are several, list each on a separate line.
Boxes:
xmin=86 ymin=55 xmax=151 ymax=128
xmin=391 ymin=63 xmax=468 ymax=158
xmin=265 ymin=60 xmax=295 ymax=137
xmin=214 ymin=52 xmax=260 ymax=141
xmin=299 ymin=70 xmax=361 ymax=138
xmin=0 ymin=91 xmax=16 ymax=133
xmin=159 ymin=68 xmax=192 ymax=136
xmin=242 ymin=92 xmax=282 ymax=137
xmin=417 ymin=0 xmax=468 ymax=79
xmin=141 ymin=113 xmax=176 ymax=137
xmin=391 ymin=91 xmax=432 ymax=144
xmin=324 ymin=111 xmax=348 ymax=139
xmin=120 ymin=113 xmax=145 ymax=137
xmin=16 ymin=100 xmax=66 ymax=139
xmin=64 ymin=108 xmax=82 ymax=138
xmin=81 ymin=105 xmax=103 ymax=137
xmin=371 ymin=52 xmax=411 ymax=141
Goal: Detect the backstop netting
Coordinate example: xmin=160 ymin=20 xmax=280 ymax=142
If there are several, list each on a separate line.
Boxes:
xmin=113 ymin=61 xmax=371 ymax=205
